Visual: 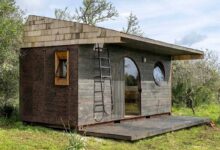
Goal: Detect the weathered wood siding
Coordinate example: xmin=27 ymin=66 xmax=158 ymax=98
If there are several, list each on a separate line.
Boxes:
xmin=78 ymin=45 xmax=115 ymax=126
xmin=20 ymin=45 xmax=78 ymax=127
xmin=78 ymin=44 xmax=171 ymax=126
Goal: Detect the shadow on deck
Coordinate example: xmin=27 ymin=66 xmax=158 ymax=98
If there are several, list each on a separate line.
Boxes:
xmin=81 ymin=115 xmax=210 ymax=141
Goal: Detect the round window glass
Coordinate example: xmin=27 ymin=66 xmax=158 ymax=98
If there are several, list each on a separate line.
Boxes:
xmin=153 ymin=62 xmax=165 ymax=86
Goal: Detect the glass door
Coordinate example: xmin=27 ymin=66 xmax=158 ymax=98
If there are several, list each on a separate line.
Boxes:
xmin=124 ymin=57 xmax=141 ymax=116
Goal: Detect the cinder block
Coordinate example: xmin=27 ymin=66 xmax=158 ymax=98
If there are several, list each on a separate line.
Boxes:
xmin=35 ymin=20 xmax=46 ymax=25
xmin=51 ymin=28 xmax=60 ymax=35
xmin=27 ymin=15 xmax=35 ymax=21
xmin=64 ymin=34 xmax=72 ymax=40
xmin=25 ymin=31 xmax=41 ymax=37
xmin=41 ymin=30 xmax=52 ymax=36
xmin=34 ymin=42 xmax=45 ymax=47
xmin=21 ymin=42 xmax=30 ymax=48
xmin=83 ymin=24 xmax=99 ymax=32
xmin=55 ymin=34 xmax=65 ymax=41
xmin=46 ymin=23 xmax=52 ymax=30
xmin=24 ymin=25 xmax=30 ymax=31
xmin=75 ymin=23 xmax=83 ymax=33
xmin=31 ymin=24 xmax=47 ymax=31
xmin=50 ymin=20 xmax=60 ymax=29
xmin=80 ymin=32 xmax=98 ymax=39
xmin=104 ymin=37 xmax=121 ymax=43
xmin=60 ymin=28 xmax=71 ymax=34
xmin=106 ymin=30 xmax=120 ymax=37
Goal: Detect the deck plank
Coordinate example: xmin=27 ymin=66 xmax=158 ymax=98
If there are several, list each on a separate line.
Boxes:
xmin=82 ymin=115 xmax=210 ymax=141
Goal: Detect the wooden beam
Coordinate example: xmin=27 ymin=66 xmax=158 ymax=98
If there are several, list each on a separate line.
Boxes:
xmin=172 ymin=54 xmax=204 ymax=60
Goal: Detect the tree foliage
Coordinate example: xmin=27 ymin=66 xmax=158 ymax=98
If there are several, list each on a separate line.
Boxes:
xmin=122 ymin=12 xmax=144 ymax=36
xmin=54 ymin=7 xmax=72 ymax=21
xmin=54 ymin=0 xmax=118 ymax=25
xmin=0 ymin=0 xmax=23 ymax=114
xmin=54 ymin=1 xmax=145 ymax=37
xmin=74 ymin=0 xmax=118 ymax=25
xmin=172 ymin=50 xmax=220 ymax=108
xmin=125 ymin=74 xmax=138 ymax=86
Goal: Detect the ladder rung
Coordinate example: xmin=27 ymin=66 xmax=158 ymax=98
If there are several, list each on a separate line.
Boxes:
xmin=94 ymin=110 xmax=105 ymax=113
xmin=94 ymin=47 xmax=108 ymax=50
xmin=94 ymin=76 xmax=104 ymax=79
xmin=95 ymin=104 xmax=104 ymax=107
xmin=102 ymin=76 xmax=111 ymax=78
xmin=95 ymin=75 xmax=111 ymax=78
xmin=94 ymin=91 xmax=103 ymax=93
xmin=95 ymin=57 xmax=109 ymax=59
xmin=94 ymin=80 xmax=104 ymax=82
xmin=100 ymin=66 xmax=110 ymax=69
xmin=94 ymin=76 xmax=109 ymax=79
xmin=94 ymin=100 xmax=103 ymax=103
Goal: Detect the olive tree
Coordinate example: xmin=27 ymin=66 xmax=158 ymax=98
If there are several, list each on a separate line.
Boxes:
xmin=0 ymin=0 xmax=23 ymax=116
xmin=122 ymin=12 xmax=144 ymax=36
xmin=54 ymin=0 xmax=118 ymax=25
xmin=172 ymin=50 xmax=220 ymax=108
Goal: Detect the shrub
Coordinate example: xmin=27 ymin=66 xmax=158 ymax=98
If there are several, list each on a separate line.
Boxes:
xmin=61 ymin=120 xmax=87 ymax=150
xmin=0 ymin=104 xmax=14 ymax=118
xmin=172 ymin=50 xmax=220 ymax=107
xmin=194 ymin=86 xmax=217 ymax=106
xmin=217 ymin=116 xmax=220 ymax=125
xmin=66 ymin=131 xmax=86 ymax=150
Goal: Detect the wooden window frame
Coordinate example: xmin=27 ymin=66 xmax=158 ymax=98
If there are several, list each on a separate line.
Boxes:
xmin=55 ymin=50 xmax=69 ymax=86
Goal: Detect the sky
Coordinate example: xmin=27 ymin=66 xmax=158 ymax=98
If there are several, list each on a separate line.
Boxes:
xmin=16 ymin=0 xmax=220 ymax=55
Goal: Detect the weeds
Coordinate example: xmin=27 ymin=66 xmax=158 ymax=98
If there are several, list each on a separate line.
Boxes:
xmin=66 ymin=131 xmax=86 ymax=150
xmin=61 ymin=119 xmax=87 ymax=150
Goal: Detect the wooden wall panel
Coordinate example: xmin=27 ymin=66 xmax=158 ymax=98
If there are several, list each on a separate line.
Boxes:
xmin=20 ymin=45 xmax=78 ymax=127
xmin=78 ymin=44 xmax=172 ymax=126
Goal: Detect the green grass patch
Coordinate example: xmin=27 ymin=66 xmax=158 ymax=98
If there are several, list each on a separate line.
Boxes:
xmin=172 ymin=103 xmax=220 ymax=124
xmin=0 ymin=104 xmax=219 ymax=150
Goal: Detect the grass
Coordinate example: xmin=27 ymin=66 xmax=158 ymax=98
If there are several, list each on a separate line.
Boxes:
xmin=0 ymin=119 xmax=68 ymax=150
xmin=174 ymin=105 xmax=220 ymax=124
xmin=0 ymin=104 xmax=220 ymax=150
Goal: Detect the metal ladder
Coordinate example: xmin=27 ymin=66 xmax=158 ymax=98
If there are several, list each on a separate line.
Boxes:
xmin=93 ymin=44 xmax=113 ymax=122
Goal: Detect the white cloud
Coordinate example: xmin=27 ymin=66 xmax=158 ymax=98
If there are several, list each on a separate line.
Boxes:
xmin=15 ymin=0 xmax=81 ymax=17
xmin=175 ymin=32 xmax=207 ymax=46
xmin=17 ymin=0 xmax=44 ymax=8
xmin=193 ymin=35 xmax=220 ymax=52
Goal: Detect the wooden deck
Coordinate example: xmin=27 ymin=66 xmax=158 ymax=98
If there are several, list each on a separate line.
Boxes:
xmin=81 ymin=115 xmax=210 ymax=141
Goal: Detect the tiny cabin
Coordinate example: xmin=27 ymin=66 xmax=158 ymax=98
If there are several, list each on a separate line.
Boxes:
xmin=20 ymin=15 xmax=204 ymax=129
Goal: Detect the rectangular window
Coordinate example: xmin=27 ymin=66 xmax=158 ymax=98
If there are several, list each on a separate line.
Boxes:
xmin=55 ymin=51 xmax=69 ymax=85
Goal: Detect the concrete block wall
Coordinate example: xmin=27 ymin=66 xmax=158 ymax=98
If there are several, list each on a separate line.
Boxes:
xmin=23 ymin=15 xmax=121 ymax=48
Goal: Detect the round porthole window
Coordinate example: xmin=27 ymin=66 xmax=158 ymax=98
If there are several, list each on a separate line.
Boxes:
xmin=153 ymin=62 xmax=165 ymax=86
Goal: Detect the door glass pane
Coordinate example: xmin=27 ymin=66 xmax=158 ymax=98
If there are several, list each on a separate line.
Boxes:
xmin=124 ymin=57 xmax=140 ymax=116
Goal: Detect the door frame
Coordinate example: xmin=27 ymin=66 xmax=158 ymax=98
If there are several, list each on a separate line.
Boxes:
xmin=123 ymin=56 xmax=142 ymax=117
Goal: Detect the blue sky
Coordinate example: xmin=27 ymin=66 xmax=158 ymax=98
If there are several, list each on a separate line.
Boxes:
xmin=16 ymin=0 xmax=220 ymax=54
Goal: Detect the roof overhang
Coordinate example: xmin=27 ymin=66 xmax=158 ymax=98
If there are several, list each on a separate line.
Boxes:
xmin=117 ymin=34 xmax=204 ymax=60
xmin=22 ymin=15 xmax=204 ymax=60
